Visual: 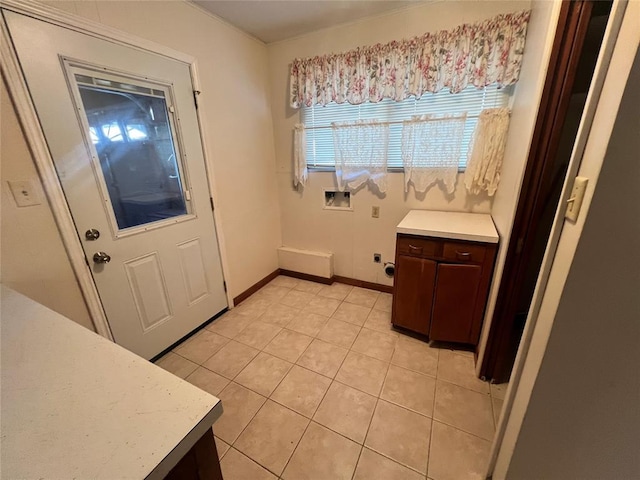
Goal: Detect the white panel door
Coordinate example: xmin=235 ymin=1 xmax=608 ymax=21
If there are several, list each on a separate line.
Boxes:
xmin=5 ymin=11 xmax=228 ymax=359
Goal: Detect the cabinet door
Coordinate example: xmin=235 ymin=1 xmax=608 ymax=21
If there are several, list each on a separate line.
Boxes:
xmin=392 ymin=255 xmax=437 ymax=335
xmin=430 ymin=263 xmax=482 ymax=343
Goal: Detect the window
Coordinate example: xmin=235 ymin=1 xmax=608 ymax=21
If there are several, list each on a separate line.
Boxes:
xmin=125 ymin=123 xmax=148 ymax=141
xmin=301 ymin=85 xmax=514 ymax=170
xmin=73 ymin=69 xmax=189 ymax=230
xmin=89 ymin=126 xmax=99 ymax=144
xmin=101 ymin=122 xmax=124 ymax=142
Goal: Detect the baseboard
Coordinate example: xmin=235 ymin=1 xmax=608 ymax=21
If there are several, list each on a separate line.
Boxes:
xmin=280 ymin=269 xmax=332 ymax=285
xmin=233 ymin=269 xmax=281 ymax=306
xmin=279 ymin=270 xmax=393 ymax=293
xmin=234 ymin=269 xmax=394 ymax=306
xmin=333 ymin=275 xmax=394 ymax=294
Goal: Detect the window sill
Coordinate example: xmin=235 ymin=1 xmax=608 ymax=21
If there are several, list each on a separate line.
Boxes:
xmin=307 ymin=167 xmax=466 ymax=173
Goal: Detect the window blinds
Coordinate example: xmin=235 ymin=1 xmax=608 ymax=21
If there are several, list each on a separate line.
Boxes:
xmin=301 ymin=85 xmax=514 ymax=169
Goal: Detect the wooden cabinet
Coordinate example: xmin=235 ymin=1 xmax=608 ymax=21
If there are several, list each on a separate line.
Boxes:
xmin=392 ymin=255 xmax=437 ymax=335
xmin=392 ymin=234 xmax=497 ymax=346
xmin=431 ymin=263 xmax=482 ymax=343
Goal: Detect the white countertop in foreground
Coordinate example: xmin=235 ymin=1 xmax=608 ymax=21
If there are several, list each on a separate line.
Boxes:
xmin=0 ymin=286 xmax=222 ymax=480
xmin=397 ymin=210 xmax=499 ymax=243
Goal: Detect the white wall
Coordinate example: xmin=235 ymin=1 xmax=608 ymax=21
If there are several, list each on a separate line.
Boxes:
xmin=5 ymin=0 xmax=560 ymax=351
xmin=503 ymin=43 xmax=640 ymax=480
xmin=29 ymin=0 xmax=282 ymax=300
xmin=1 ymin=79 xmax=94 ymax=331
xmin=476 ymin=0 xmax=562 ymax=367
xmin=268 ymin=1 xmax=536 ymax=287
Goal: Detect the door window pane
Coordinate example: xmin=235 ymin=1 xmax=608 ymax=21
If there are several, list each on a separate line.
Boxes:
xmin=75 ymin=74 xmax=189 ymax=230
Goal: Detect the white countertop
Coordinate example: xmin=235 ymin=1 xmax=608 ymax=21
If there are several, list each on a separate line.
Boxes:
xmin=0 ymin=286 xmax=223 ymax=480
xmin=397 ymin=210 xmax=499 ymax=243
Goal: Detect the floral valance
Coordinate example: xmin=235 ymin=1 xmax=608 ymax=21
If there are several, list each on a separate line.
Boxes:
xmin=290 ymin=10 xmax=530 ymax=108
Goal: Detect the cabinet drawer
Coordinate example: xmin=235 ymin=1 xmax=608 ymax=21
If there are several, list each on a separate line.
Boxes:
xmin=442 ymin=242 xmax=486 ymax=263
xmin=397 ymin=236 xmax=439 ymax=258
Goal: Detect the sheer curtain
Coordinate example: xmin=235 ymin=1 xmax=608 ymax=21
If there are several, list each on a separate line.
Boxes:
xmin=465 ymin=108 xmax=511 ymax=195
xmin=293 ymin=124 xmax=307 ymax=187
xmin=332 ymin=120 xmax=389 ymax=192
xmin=401 ymin=114 xmax=467 ymax=193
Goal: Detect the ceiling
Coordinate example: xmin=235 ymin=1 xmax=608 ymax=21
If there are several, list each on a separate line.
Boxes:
xmin=192 ymin=1 xmax=425 ymax=43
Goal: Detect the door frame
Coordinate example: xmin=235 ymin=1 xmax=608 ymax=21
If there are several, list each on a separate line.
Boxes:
xmin=0 ymin=0 xmax=234 ymax=339
xmin=487 ymin=0 xmax=633 ymax=476
xmin=480 ymin=0 xmax=603 ymax=383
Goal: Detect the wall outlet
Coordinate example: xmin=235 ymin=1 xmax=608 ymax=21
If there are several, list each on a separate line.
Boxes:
xmin=8 ymin=180 xmax=41 ymax=207
xmin=373 ymin=253 xmax=382 ymax=263
xmin=372 ymin=206 xmax=380 ymax=218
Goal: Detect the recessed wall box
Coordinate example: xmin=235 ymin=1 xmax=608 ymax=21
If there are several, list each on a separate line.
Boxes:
xmin=323 ymin=189 xmax=352 ymax=211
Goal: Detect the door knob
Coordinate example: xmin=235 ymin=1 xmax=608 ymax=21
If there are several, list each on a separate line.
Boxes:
xmin=85 ymin=229 xmax=100 ymax=240
xmin=93 ymin=252 xmax=111 ymax=264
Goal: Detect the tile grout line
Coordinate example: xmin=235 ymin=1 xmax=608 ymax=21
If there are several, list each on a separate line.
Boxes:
xmin=350 ymin=356 xmax=393 ymax=480
xmin=430 ymin=384 xmax=496 ymax=441
xmin=226 ymin=447 xmax=275 ymax=478
xmin=219 ymin=288 xmax=301 ymax=476
xmin=432 ymin=348 xmax=496 ymax=442
xmin=277 ymin=329 xmax=354 ymax=479
xmin=359 ymin=357 xmax=435 ymax=476
xmin=425 ymin=386 xmax=436 ymax=479
xmin=224 ymin=362 xmax=295 ymax=475
xmin=167 ymin=279 xmax=495 ymax=478
xmin=430 ymin=417 xmax=494 ymax=443
xmin=178 ymin=336 xmax=495 ymax=443
xmin=229 ymin=293 xmax=351 ymax=477
xmin=317 ymin=384 xmax=481 ymax=463
xmin=362 ymin=436 xmax=430 ymax=476
xmin=426 ymin=351 xmax=439 ymax=479
xmin=292 ymin=339 xmax=341 ymax=381
xmin=435 ymin=376 xmax=492 ymax=396
xmin=349 ymin=434 xmax=367 ymax=479
xmin=220 ymin=380 xmax=266 ymax=443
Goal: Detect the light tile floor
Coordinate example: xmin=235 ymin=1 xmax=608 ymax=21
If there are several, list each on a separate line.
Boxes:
xmin=156 ymin=276 xmax=506 ymax=480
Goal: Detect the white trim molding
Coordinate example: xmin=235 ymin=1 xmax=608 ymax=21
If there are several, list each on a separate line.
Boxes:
xmin=0 ymin=0 xmax=235 ymax=334
xmin=0 ymin=17 xmax=113 ymax=339
xmin=0 ymin=0 xmax=195 ymax=64
xmin=489 ymin=0 xmax=636 ymax=477
xmin=189 ymin=60 xmax=235 ymax=308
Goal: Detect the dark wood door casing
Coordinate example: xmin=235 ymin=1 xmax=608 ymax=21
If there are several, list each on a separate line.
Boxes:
xmin=480 ymin=0 xmax=602 ymax=383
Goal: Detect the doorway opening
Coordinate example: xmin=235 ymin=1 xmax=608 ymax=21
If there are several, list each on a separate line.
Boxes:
xmin=481 ymin=0 xmax=613 ymax=383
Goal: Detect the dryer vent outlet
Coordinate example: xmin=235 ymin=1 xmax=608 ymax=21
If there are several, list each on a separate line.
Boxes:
xmin=384 ymin=262 xmax=395 ymax=277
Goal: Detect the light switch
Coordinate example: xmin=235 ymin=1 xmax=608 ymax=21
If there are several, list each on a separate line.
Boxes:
xmin=8 ymin=180 xmax=41 ymax=207
xmin=564 ymin=176 xmax=588 ymax=222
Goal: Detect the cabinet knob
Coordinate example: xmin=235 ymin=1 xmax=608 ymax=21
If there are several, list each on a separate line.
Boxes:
xmin=456 ymin=251 xmax=472 ymax=261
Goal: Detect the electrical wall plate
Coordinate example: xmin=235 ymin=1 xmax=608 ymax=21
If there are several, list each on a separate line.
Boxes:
xmin=565 ymin=176 xmax=588 ymax=222
xmin=8 ymin=180 xmax=41 ymax=207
